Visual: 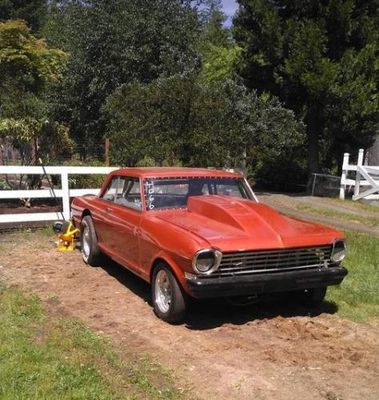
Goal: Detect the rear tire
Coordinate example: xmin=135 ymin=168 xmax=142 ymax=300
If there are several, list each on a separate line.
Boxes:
xmin=80 ymin=215 xmax=102 ymax=266
xmin=152 ymin=264 xmax=186 ymax=324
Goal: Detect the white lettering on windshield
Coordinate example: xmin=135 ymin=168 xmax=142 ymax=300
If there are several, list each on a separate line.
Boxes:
xmin=144 ymin=180 xmax=155 ymax=210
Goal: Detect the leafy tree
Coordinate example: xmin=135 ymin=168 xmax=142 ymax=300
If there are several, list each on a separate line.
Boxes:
xmin=0 ymin=20 xmax=70 ymax=165
xmin=104 ymin=75 xmax=304 ymax=187
xmin=197 ymin=0 xmax=243 ymax=83
xmin=234 ymin=0 xmax=378 ymax=173
xmin=44 ymin=0 xmax=202 ymax=159
xmin=0 ymin=0 xmax=47 ymax=32
xmin=104 ymin=77 xmax=196 ymax=166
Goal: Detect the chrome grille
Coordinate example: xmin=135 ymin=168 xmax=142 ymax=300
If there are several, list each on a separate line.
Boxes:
xmin=208 ymin=245 xmax=332 ymax=278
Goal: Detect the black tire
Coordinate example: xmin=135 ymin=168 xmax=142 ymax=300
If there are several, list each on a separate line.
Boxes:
xmin=80 ymin=215 xmax=102 ymax=266
xmin=152 ymin=264 xmax=186 ymax=324
xmin=301 ymin=287 xmax=327 ymax=306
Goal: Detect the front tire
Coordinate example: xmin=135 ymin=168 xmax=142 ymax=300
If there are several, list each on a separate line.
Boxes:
xmin=80 ymin=215 xmax=102 ymax=266
xmin=152 ymin=264 xmax=186 ymax=324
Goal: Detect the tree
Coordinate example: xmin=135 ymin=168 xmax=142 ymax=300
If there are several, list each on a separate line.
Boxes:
xmin=234 ymin=0 xmax=378 ymax=173
xmin=104 ymin=75 xmax=304 ymax=188
xmin=197 ymin=0 xmax=243 ymax=83
xmin=0 ymin=0 xmax=47 ymax=32
xmin=0 ymin=20 xmax=71 ymax=166
xmin=44 ymin=0 xmax=202 ymax=159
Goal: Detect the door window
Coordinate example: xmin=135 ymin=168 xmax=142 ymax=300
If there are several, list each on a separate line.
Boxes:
xmin=102 ymin=176 xmax=121 ymax=202
xmin=114 ymin=177 xmax=142 ymax=211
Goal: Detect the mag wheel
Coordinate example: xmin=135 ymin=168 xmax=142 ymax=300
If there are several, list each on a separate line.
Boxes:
xmin=80 ymin=215 xmax=101 ymax=266
xmin=152 ymin=264 xmax=186 ymax=324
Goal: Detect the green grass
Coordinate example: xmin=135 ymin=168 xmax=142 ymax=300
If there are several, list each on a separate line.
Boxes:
xmin=327 ymin=231 xmax=379 ymax=322
xmin=296 ymin=203 xmax=379 ymax=227
xmin=325 ymin=197 xmax=379 ymax=214
xmin=0 ymin=284 xmax=189 ymax=400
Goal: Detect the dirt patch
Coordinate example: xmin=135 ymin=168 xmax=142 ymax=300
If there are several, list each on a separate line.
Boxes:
xmin=0 ymin=232 xmax=378 ymax=400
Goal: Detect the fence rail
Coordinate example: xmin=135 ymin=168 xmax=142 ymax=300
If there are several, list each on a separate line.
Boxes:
xmin=0 ymin=166 xmax=118 ymax=224
xmin=340 ymin=149 xmax=379 ymax=201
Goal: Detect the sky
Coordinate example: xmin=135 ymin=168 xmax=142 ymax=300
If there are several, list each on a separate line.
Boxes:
xmin=221 ymin=0 xmax=238 ymax=26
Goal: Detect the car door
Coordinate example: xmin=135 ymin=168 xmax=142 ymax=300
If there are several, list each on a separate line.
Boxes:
xmin=92 ymin=175 xmax=121 ymax=250
xmin=104 ymin=176 xmax=143 ymax=275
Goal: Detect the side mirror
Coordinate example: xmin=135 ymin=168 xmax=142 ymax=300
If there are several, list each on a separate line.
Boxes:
xmin=52 ymin=221 xmax=64 ymax=234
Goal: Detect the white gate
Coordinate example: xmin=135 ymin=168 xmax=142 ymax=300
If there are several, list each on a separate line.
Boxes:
xmin=0 ymin=165 xmax=118 ymax=223
xmin=340 ymin=149 xmax=379 ymax=201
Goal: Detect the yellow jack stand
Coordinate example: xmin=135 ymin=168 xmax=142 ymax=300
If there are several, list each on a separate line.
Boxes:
xmin=57 ymin=222 xmax=80 ymax=252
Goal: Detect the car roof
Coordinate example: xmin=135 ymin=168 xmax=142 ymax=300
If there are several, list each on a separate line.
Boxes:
xmin=109 ymin=167 xmax=242 ymax=179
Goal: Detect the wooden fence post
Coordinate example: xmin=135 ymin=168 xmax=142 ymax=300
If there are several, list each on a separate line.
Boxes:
xmin=339 ymin=152 xmax=350 ymax=200
xmin=353 ymin=149 xmax=364 ymax=198
xmin=61 ymin=170 xmax=70 ymax=220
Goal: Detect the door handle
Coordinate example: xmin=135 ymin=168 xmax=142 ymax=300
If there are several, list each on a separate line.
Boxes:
xmin=106 ymin=207 xmax=113 ymax=213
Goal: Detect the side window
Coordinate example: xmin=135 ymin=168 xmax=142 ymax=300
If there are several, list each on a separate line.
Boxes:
xmin=114 ymin=177 xmax=142 ymax=211
xmin=102 ymin=176 xmax=120 ymax=202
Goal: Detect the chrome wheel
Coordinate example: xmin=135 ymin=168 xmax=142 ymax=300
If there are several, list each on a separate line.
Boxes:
xmin=154 ymin=269 xmax=172 ymax=313
xmin=81 ymin=225 xmax=90 ymax=261
xmin=80 ymin=216 xmax=101 ymax=267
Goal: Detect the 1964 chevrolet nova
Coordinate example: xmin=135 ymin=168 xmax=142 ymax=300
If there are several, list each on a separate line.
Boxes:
xmin=71 ymin=167 xmax=347 ymax=323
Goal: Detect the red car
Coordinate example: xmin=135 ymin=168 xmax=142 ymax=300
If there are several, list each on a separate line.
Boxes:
xmin=71 ymin=168 xmax=347 ymax=323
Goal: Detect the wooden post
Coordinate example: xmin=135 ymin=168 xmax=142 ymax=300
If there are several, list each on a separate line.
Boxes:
xmin=339 ymin=152 xmax=349 ymax=200
xmin=105 ymin=138 xmax=110 ymax=166
xmin=354 ymin=149 xmax=364 ymax=198
xmin=61 ymin=170 xmax=70 ymax=220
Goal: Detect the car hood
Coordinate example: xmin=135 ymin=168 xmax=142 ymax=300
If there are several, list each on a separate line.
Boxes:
xmin=152 ymin=196 xmax=343 ymax=252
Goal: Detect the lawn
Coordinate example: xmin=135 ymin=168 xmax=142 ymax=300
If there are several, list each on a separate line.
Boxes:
xmin=296 ymin=203 xmax=379 ymax=227
xmin=0 ymin=283 xmax=189 ymax=400
xmin=327 ymin=231 xmax=379 ymax=322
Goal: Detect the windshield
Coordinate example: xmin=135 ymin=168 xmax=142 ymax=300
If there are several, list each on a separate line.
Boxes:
xmin=144 ymin=177 xmax=253 ymax=210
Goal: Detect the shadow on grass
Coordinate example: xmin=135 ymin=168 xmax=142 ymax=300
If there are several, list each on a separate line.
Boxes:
xmin=97 ymin=253 xmax=338 ymax=330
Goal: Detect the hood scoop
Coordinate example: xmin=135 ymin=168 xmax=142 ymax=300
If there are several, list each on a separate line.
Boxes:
xmin=187 ymin=196 xmax=248 ymax=230
xmin=187 ymin=195 xmax=285 ymax=247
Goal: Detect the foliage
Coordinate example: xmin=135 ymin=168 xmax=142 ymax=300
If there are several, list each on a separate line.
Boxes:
xmin=44 ymin=0 xmax=202 ymax=159
xmin=63 ymin=159 xmax=107 ymax=189
xmin=0 ymin=20 xmax=66 ymax=91
xmin=233 ymin=0 xmax=379 ymax=173
xmin=197 ymin=0 xmax=242 ymax=83
xmin=0 ymin=20 xmax=70 ymax=165
xmin=0 ymin=0 xmax=47 ymax=32
xmin=200 ymin=43 xmax=243 ymax=83
xmin=105 ymin=75 xmax=304 ymax=174
xmin=0 ymin=178 xmax=11 ymax=189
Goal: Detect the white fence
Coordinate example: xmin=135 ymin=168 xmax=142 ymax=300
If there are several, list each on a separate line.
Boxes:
xmin=340 ymin=149 xmax=379 ymax=201
xmin=0 ymin=166 xmax=118 ymax=224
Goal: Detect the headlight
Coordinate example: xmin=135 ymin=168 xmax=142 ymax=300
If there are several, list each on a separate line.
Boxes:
xmin=331 ymin=240 xmax=347 ymax=264
xmin=192 ymin=249 xmax=222 ymax=275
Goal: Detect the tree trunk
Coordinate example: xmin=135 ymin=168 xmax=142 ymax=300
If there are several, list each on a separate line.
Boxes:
xmin=307 ymin=129 xmax=319 ymax=173
xmin=306 ymin=106 xmax=320 ymax=173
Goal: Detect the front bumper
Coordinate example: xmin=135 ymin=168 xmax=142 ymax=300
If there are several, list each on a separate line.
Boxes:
xmin=186 ymin=266 xmax=348 ymax=299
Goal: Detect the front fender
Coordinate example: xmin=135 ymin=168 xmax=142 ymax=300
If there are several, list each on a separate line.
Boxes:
xmin=149 ymin=250 xmax=192 ymax=294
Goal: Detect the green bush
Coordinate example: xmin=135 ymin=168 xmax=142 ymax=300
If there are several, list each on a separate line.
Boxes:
xmin=0 ymin=179 xmax=11 ymax=190
xmin=63 ymin=159 xmax=107 ymax=189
